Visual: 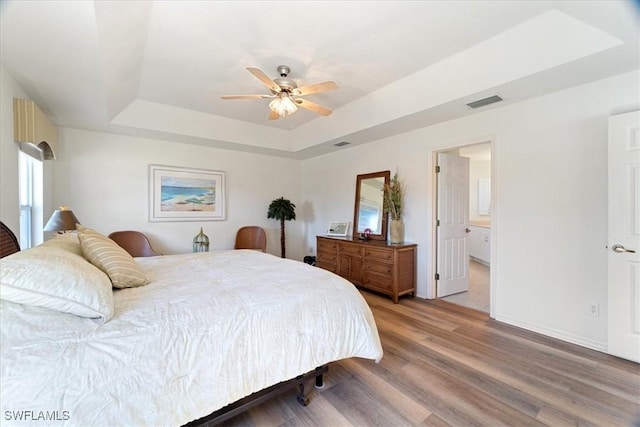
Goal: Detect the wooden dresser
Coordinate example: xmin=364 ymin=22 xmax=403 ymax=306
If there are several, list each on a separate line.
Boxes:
xmin=316 ymin=236 xmax=417 ymax=303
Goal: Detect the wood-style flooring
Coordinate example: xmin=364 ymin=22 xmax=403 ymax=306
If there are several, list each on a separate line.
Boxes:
xmin=219 ymin=291 xmax=640 ymax=426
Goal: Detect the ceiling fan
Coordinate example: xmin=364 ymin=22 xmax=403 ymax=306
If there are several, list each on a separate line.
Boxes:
xmin=221 ymin=65 xmax=338 ymax=120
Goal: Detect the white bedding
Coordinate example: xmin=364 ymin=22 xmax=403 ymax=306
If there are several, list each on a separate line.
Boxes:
xmin=1 ymin=250 xmax=383 ymax=426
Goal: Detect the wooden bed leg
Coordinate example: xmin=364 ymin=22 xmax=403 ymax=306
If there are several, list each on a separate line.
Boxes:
xmin=296 ymin=383 xmax=310 ymax=406
xmin=315 ymin=373 xmax=324 ymax=389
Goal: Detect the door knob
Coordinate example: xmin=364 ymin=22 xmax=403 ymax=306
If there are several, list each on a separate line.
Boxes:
xmin=465 ymin=228 xmax=471 ymax=233
xmin=612 ymin=244 xmax=636 ymax=254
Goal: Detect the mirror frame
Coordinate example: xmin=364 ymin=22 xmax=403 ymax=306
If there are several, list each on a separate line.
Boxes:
xmin=353 ymin=170 xmax=390 ymax=241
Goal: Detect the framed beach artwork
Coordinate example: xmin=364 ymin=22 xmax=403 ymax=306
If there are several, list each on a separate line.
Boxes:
xmin=327 ymin=221 xmax=349 ymax=237
xmin=149 ymin=165 xmax=226 ymax=222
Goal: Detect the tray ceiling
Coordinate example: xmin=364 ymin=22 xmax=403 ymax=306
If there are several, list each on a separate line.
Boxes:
xmin=1 ymin=1 xmax=637 ymax=158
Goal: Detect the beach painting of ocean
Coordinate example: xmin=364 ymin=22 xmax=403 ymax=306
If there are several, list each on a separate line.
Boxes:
xmin=150 ymin=165 xmax=226 ymax=221
xmin=161 ymin=176 xmax=216 ymax=212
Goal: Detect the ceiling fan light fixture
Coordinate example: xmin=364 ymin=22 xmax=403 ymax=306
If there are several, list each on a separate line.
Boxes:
xmin=269 ymin=93 xmax=297 ymax=117
xmin=222 ymin=65 xmax=336 ymax=119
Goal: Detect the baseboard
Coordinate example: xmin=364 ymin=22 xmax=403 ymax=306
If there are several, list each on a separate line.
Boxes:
xmin=495 ymin=313 xmax=607 ymax=353
xmin=469 ymin=256 xmax=490 ymax=267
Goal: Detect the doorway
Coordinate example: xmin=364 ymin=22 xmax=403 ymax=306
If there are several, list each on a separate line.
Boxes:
xmin=435 ymin=142 xmax=492 ymax=313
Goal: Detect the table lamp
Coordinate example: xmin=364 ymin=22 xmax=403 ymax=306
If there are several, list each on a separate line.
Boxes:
xmin=44 ymin=206 xmax=80 ymax=233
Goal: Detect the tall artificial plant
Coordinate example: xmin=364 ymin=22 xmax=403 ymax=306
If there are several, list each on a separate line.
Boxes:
xmin=383 ymin=170 xmax=404 ymax=220
xmin=267 ymin=197 xmax=296 ymax=258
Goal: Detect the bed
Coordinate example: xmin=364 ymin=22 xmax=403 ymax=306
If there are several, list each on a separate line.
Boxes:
xmin=0 ymin=225 xmax=383 ymax=426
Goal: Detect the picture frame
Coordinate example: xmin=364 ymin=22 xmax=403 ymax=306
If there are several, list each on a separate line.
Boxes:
xmin=149 ymin=164 xmax=226 ymax=222
xmin=327 ymin=221 xmax=349 ymax=237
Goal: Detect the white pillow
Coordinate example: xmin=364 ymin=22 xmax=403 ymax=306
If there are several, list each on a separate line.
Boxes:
xmin=77 ymin=225 xmax=149 ymax=289
xmin=0 ymin=245 xmax=114 ymax=322
xmin=40 ymin=232 xmax=83 ymax=256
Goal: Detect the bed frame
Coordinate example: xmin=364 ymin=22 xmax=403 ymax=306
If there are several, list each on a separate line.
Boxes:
xmin=184 ymin=365 xmax=328 ymax=426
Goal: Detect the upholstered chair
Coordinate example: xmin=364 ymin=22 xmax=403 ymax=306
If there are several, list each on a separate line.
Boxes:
xmin=0 ymin=222 xmax=20 ymax=258
xmin=108 ymin=231 xmax=160 ymax=257
xmin=234 ymin=226 xmax=267 ymax=252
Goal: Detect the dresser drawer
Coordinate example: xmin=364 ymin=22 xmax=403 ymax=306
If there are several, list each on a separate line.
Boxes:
xmin=340 ymin=244 xmax=363 ymax=256
xmin=317 ymin=250 xmax=337 ymax=263
xmin=364 ymin=273 xmax=393 ymax=291
xmin=364 ymin=247 xmax=393 ymax=262
xmin=365 ymin=261 xmax=393 ymax=277
xmin=318 ymin=239 xmax=337 ymax=252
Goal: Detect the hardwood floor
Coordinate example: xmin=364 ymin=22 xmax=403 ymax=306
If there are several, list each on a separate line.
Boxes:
xmin=219 ymin=291 xmax=640 ymax=426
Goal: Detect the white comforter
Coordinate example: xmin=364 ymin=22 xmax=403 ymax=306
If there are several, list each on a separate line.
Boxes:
xmin=1 ymin=250 xmax=383 ymax=426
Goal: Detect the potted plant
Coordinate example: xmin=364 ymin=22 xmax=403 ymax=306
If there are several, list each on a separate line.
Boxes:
xmin=383 ymin=170 xmax=404 ymax=244
xmin=267 ymin=197 xmax=296 ymax=258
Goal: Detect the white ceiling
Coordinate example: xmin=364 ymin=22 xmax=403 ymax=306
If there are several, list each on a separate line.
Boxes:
xmin=1 ymin=1 xmax=638 ymax=158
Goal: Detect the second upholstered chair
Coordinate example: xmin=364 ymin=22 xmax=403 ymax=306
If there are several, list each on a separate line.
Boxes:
xmin=108 ymin=230 xmax=161 ymax=257
xmin=234 ymin=226 xmax=267 ymax=252
xmin=0 ymin=221 xmax=20 ymax=259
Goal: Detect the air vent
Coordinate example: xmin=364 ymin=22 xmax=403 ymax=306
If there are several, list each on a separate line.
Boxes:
xmin=334 ymin=141 xmax=351 ymax=147
xmin=466 ymin=95 xmax=503 ymax=109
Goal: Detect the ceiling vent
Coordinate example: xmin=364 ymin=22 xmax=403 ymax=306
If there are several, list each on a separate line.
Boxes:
xmin=466 ymin=95 xmax=503 ymax=109
xmin=334 ymin=141 xmax=351 ymax=147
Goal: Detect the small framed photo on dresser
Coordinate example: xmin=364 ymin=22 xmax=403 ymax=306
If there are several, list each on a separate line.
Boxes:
xmin=327 ymin=221 xmax=349 ymax=237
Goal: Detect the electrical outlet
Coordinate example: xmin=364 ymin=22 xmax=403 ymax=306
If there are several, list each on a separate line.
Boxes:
xmin=589 ymin=304 xmax=600 ymax=317
xmin=308 ymin=246 xmax=314 ymax=254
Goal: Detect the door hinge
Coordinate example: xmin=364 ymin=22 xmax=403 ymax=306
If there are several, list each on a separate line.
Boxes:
xmin=436 ymin=219 xmax=440 ymax=227
xmin=435 ymin=273 xmax=440 ymax=281
xmin=436 ymin=165 xmax=441 ymax=173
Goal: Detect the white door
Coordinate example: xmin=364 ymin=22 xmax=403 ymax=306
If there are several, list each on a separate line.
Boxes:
xmin=608 ymin=110 xmax=640 ymax=363
xmin=436 ymin=152 xmax=470 ymax=297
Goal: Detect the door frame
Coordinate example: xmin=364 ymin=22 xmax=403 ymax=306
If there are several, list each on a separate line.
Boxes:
xmin=428 ymin=135 xmax=497 ymax=318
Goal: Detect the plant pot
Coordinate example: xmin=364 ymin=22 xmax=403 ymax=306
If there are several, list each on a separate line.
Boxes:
xmin=389 ymin=219 xmax=404 ymax=244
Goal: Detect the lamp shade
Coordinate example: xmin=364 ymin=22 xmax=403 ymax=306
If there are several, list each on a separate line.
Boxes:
xmin=269 ymin=94 xmax=297 ymax=117
xmin=44 ymin=207 xmax=80 ymax=232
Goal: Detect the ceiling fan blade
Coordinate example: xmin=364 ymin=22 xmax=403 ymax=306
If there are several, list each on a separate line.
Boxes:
xmin=294 ymin=98 xmax=333 ymax=116
xmin=294 ymin=81 xmax=338 ymax=96
xmin=268 ymin=110 xmax=280 ymax=120
xmin=246 ymin=67 xmax=281 ymax=93
xmin=220 ymin=94 xmax=273 ymax=100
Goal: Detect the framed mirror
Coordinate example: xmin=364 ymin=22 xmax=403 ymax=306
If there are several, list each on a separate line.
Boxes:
xmin=353 ymin=170 xmax=390 ymax=241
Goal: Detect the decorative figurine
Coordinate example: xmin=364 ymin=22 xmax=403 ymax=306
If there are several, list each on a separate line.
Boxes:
xmin=359 ymin=228 xmax=372 ymax=241
xmin=193 ymin=227 xmax=210 ymax=252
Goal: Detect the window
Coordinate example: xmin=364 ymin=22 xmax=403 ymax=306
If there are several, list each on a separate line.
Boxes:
xmin=19 ymin=151 xmax=43 ymax=249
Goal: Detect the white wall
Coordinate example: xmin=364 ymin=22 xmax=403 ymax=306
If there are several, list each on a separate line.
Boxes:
xmin=1 ymin=65 xmax=27 ymax=234
xmin=3 ymin=61 xmax=638 ymax=353
xmin=53 ymin=128 xmax=304 ymax=259
xmin=460 ymin=144 xmax=491 ymax=222
xmin=302 ymin=70 xmax=639 ymax=352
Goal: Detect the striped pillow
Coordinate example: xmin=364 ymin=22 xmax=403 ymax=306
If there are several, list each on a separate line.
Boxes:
xmin=77 ymin=225 xmax=149 ymax=289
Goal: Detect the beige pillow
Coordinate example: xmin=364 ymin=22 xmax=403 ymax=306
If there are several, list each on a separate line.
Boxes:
xmin=77 ymin=225 xmax=149 ymax=289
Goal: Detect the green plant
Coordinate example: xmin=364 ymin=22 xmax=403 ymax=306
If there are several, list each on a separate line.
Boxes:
xmin=383 ymin=170 xmax=403 ymax=220
xmin=267 ymin=197 xmax=296 ymax=258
